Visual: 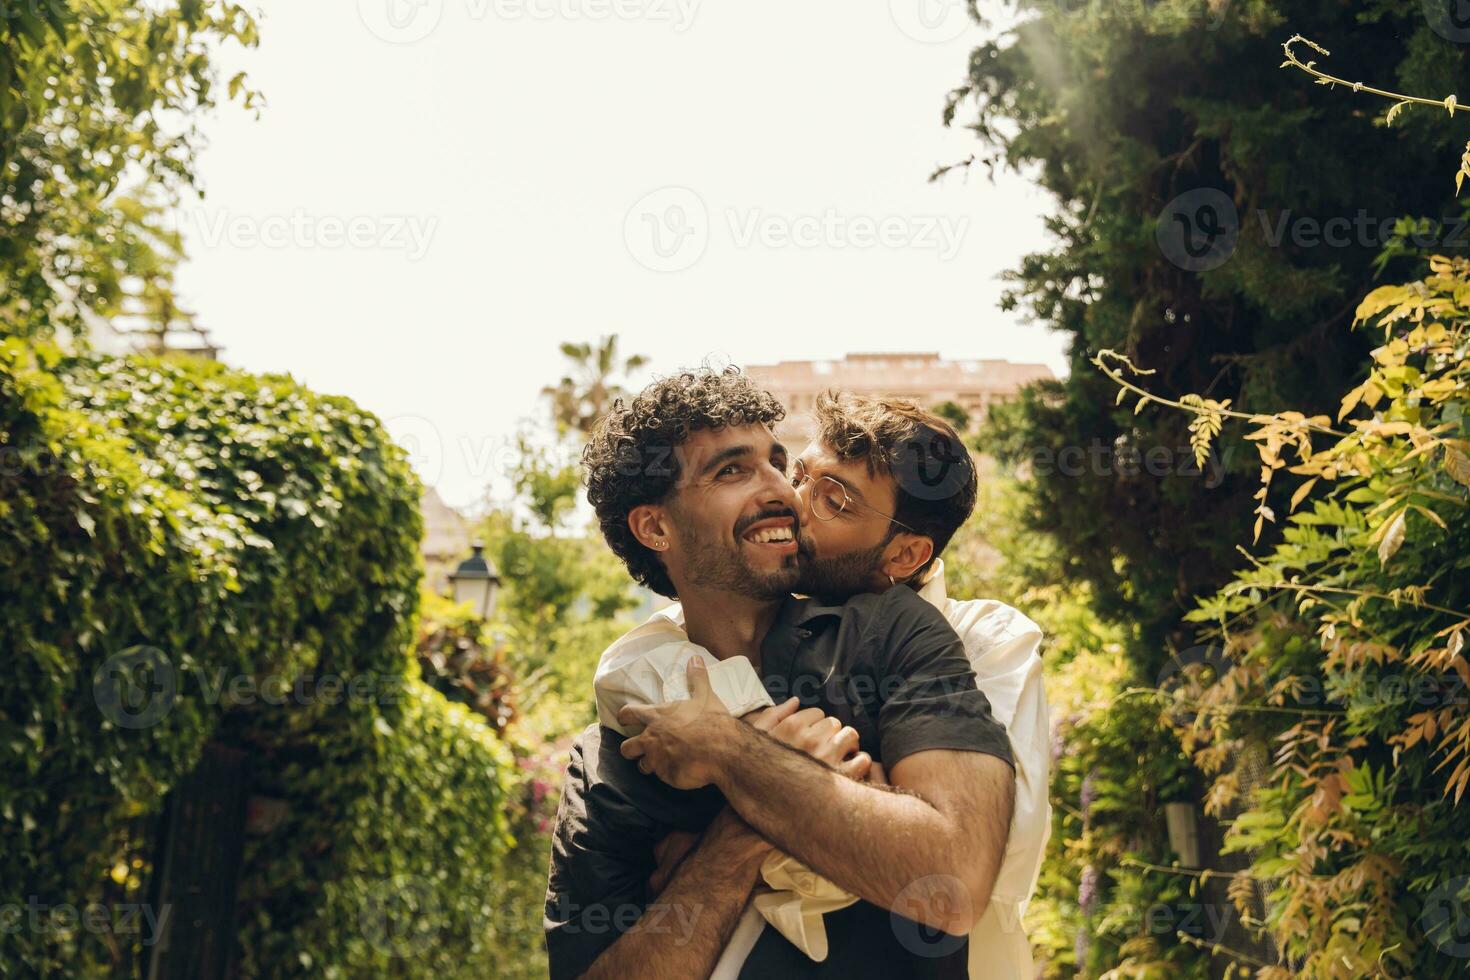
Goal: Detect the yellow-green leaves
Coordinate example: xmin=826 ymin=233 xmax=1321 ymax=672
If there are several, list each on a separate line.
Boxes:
xmin=1180 ymin=393 xmax=1230 ymax=469
xmin=1374 ymin=508 xmax=1407 ymax=565
xmin=1446 ymin=446 xmax=1470 ymax=488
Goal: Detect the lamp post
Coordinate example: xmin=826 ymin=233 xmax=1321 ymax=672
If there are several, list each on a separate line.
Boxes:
xmin=448 ymin=541 xmax=501 ymax=620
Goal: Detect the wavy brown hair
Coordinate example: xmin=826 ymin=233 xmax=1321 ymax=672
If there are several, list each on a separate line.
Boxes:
xmin=812 ymin=390 xmax=977 ymax=581
xmin=582 ymin=367 xmax=785 ymax=597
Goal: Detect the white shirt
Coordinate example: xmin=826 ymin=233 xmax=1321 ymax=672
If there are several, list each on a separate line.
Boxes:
xmin=593 ymin=560 xmax=1050 ymax=979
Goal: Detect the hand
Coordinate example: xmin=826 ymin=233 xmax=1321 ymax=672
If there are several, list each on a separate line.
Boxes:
xmin=749 ymin=700 xmax=871 ymax=781
xmin=619 ymin=659 xmax=737 ymax=789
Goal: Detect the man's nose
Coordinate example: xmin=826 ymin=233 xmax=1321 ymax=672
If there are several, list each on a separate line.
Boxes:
xmin=757 ymin=459 xmax=800 ymax=510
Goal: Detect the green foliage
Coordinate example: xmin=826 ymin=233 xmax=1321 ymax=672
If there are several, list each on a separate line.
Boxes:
xmin=539 ymin=335 xmax=649 ymax=437
xmin=949 ymin=0 xmax=1469 ymax=656
xmin=0 ymin=1 xmax=260 ymax=341
xmin=477 ymin=435 xmax=636 ymax=715
xmin=931 ymin=399 xmax=971 ymax=432
xmin=1156 ymin=257 xmax=1470 ymax=978
xmin=415 ymin=589 xmax=517 ymax=731
xmin=235 ymin=678 xmax=517 ymax=979
xmin=948 ymin=471 xmax=1209 ymax=978
xmin=0 ymin=340 xmax=519 ymax=977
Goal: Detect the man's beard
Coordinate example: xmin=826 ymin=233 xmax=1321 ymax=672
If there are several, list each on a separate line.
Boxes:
xmin=794 ymin=535 xmax=890 ymax=602
xmin=675 ymin=513 xmax=799 ymax=600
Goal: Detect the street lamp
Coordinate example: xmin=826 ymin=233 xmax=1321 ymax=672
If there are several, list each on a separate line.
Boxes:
xmin=448 ymin=541 xmax=501 ymax=620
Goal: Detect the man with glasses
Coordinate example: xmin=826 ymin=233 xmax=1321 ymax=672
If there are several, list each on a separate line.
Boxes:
xmin=545 ymin=371 xmax=1041 ymax=979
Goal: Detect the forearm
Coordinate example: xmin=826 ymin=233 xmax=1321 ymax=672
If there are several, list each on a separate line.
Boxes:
xmin=712 ymin=720 xmax=987 ymax=932
xmin=582 ymin=812 xmax=767 ymax=979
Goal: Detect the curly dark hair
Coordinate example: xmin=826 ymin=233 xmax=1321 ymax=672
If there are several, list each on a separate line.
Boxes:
xmin=582 ymin=367 xmax=785 ymax=597
xmin=812 ymin=390 xmax=977 ymax=581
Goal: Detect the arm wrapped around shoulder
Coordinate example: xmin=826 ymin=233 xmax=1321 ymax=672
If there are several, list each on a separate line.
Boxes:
xmin=596 ymin=641 xmax=775 ymax=736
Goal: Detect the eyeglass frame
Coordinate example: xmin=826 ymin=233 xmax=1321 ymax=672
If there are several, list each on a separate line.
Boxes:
xmin=790 ymin=458 xmax=921 ymax=536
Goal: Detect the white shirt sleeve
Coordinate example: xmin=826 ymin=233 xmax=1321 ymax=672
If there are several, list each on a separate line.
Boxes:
xmin=595 ymin=639 xmax=774 ymax=737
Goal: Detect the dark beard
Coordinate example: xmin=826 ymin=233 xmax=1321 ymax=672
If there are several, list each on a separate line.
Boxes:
xmin=677 ymin=513 xmax=799 ymax=600
xmin=794 ymin=537 xmax=889 ymax=602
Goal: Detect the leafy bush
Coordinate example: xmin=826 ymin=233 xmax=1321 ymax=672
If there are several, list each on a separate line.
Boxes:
xmin=1 ymin=339 xmax=518 ymax=977
xmin=1121 ymin=256 xmax=1470 ymax=976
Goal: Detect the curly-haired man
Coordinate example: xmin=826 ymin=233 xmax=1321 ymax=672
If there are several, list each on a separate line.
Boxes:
xmin=544 ymin=367 xmax=1032 ymax=979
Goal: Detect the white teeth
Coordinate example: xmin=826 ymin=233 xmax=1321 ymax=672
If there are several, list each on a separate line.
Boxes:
xmin=748 ymin=526 xmax=792 ymax=544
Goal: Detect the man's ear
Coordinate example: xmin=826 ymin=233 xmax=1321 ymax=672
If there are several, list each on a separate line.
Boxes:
xmin=882 ymin=533 xmax=934 ymax=584
xmin=628 ymin=504 xmax=673 ymax=553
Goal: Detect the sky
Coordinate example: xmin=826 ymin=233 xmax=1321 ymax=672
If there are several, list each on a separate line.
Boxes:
xmin=175 ymin=0 xmax=1063 ymax=508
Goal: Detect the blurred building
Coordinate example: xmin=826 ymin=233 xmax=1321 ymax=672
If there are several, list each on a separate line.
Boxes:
xmin=420 ymin=487 xmax=472 ymax=594
xmin=746 ymin=351 xmax=1054 ymax=444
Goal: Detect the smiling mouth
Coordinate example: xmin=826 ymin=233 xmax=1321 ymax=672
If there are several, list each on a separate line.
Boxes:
xmin=740 ymin=515 xmax=798 ymax=551
xmin=745 ymin=526 xmax=795 ymax=545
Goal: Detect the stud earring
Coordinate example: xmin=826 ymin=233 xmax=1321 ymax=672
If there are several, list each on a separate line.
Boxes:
xmin=656 ymin=540 xmax=669 ymax=549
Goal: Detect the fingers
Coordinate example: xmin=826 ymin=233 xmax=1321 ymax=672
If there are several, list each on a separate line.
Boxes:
xmin=866 ymin=761 xmax=888 ymax=785
xmin=618 ymin=703 xmax=654 ymax=729
xmin=829 ymin=725 xmax=861 ymax=762
xmin=619 ymin=735 xmax=647 ymax=760
xmin=685 ymin=657 xmax=712 ymax=700
xmin=770 ymin=707 xmax=828 ymax=745
xmin=837 ymin=751 xmax=872 ymax=781
xmin=746 ymin=697 xmax=800 ymax=732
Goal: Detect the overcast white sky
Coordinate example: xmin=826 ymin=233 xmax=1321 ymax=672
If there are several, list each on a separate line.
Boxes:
xmin=175 ymin=0 xmax=1063 ymax=508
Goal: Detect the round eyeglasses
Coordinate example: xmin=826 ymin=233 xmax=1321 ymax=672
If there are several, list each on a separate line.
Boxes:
xmin=790 ymin=458 xmax=919 ymax=534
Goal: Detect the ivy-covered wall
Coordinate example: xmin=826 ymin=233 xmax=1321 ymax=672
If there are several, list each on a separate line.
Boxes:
xmin=1 ymin=339 xmax=517 ymax=977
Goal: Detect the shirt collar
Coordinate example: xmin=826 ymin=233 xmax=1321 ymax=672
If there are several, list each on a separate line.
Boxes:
xmin=915 ymin=558 xmax=949 ymax=608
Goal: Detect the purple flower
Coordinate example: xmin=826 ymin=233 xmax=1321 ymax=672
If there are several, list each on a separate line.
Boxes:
xmin=1080 ymin=769 xmax=1097 ymax=817
xmin=1079 ymin=864 xmax=1099 ymax=916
